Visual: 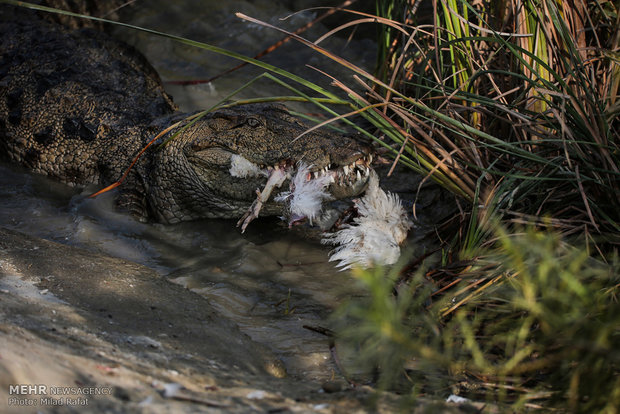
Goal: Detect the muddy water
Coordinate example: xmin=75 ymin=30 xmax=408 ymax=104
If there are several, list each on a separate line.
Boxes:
xmin=0 ymin=1 xmax=442 ymax=384
xmin=0 ymin=160 xmax=365 ymax=380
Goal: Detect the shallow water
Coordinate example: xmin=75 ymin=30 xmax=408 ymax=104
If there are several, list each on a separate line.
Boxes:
xmin=0 ymin=160 xmax=365 ymax=379
xmin=116 ymin=0 xmax=378 ymax=112
xmin=0 ymin=1 xmax=450 ymax=382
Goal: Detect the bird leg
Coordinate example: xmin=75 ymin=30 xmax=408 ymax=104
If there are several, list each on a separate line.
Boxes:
xmin=237 ymin=166 xmax=289 ymax=233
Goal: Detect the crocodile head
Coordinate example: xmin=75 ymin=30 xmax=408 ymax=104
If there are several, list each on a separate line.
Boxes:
xmin=146 ymin=104 xmax=372 ymax=225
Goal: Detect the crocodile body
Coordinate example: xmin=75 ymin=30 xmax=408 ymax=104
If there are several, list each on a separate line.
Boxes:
xmin=0 ymin=6 xmax=371 ymax=224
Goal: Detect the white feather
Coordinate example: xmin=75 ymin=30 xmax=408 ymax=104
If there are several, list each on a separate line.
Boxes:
xmin=322 ymin=171 xmax=411 ymax=269
xmin=229 ymin=154 xmax=268 ymax=178
xmin=275 ymin=163 xmax=332 ymax=224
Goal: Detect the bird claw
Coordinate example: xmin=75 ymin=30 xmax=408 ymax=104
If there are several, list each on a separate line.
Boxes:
xmin=237 ymin=190 xmax=263 ymax=233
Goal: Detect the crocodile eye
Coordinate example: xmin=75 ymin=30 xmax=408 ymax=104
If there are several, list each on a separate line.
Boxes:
xmin=247 ymin=117 xmax=262 ymax=128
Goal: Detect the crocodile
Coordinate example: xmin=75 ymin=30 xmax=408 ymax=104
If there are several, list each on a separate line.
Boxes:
xmin=0 ymin=6 xmax=371 ymax=227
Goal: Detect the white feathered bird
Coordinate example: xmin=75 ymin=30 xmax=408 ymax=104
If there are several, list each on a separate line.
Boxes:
xmin=322 ymin=171 xmax=411 ymax=269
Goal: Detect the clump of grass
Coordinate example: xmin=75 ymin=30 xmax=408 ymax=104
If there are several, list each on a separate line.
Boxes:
xmin=371 ymin=0 xmax=619 ymax=238
xmin=333 ymin=225 xmax=620 ymax=411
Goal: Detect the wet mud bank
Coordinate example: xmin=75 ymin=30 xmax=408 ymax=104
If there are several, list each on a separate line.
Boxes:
xmin=0 ymin=227 xmax=473 ymax=413
xmin=0 ymin=227 xmax=337 ymax=412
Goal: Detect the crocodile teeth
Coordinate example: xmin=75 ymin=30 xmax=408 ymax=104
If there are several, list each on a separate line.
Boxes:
xmin=301 ymin=155 xmax=372 ymax=188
